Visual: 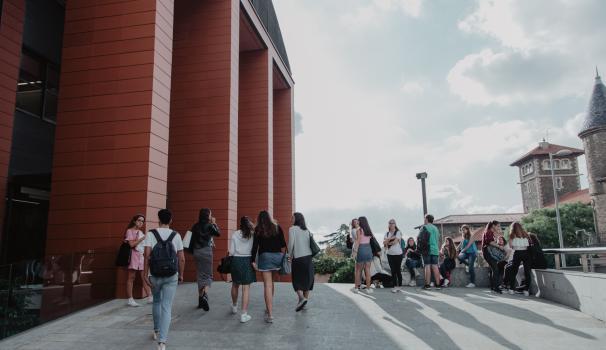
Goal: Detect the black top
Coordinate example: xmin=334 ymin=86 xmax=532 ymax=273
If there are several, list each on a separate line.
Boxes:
xmin=191 ymin=222 xmax=220 ymax=249
xmin=251 ymin=225 xmax=286 ymax=262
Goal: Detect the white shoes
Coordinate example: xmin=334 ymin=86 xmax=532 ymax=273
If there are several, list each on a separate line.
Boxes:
xmin=465 ymin=266 xmax=469 ymax=273
xmin=509 ymin=289 xmax=515 ymax=295
xmin=391 ymin=288 xmax=398 ymax=293
xmin=366 ymin=288 xmax=374 ymax=294
xmin=466 ymin=283 xmax=475 ymax=288
xmin=127 ymin=298 xmax=140 ymax=307
xmin=231 ymin=304 xmax=238 ymax=315
xmin=408 ymin=280 xmax=416 ymax=287
xmin=240 ymin=313 xmax=252 ymax=323
xmin=430 ymin=282 xmax=435 ymax=287
xmin=157 ymin=342 xmax=166 ymax=350
xmin=443 ymin=279 xmax=450 ymax=287
xmin=523 ymin=291 xmax=530 ymax=297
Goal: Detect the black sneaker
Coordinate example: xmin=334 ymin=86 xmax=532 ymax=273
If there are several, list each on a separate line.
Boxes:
xmin=493 ymin=287 xmax=503 ymax=294
xmin=423 ymin=285 xmax=431 ymax=290
xmin=199 ymin=293 xmax=209 ymax=311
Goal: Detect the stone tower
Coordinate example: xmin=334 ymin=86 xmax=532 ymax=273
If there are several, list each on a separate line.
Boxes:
xmin=579 ymin=69 xmax=606 ymax=243
xmin=510 ymin=141 xmax=584 ymax=213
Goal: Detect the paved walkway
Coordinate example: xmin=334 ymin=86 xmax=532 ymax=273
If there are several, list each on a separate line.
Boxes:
xmin=2 ymin=283 xmax=606 ymax=350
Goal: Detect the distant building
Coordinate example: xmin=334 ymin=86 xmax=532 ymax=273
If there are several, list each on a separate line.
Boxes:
xmin=434 ymin=213 xmax=526 ymax=241
xmin=579 ymin=70 xmax=606 ymax=243
xmin=510 ymin=141 xmax=585 ymax=213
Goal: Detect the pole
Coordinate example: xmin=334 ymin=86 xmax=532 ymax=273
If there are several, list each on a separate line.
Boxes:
xmin=550 ymin=153 xmax=566 ymax=267
xmin=421 ymin=177 xmax=428 ymax=216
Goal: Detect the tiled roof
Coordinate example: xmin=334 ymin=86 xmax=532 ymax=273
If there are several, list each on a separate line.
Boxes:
xmin=545 ymin=189 xmax=591 ymax=208
xmin=435 ymin=213 xmax=526 ymax=225
xmin=510 ymin=142 xmax=584 ymax=166
xmin=579 ymin=71 xmax=606 ymax=137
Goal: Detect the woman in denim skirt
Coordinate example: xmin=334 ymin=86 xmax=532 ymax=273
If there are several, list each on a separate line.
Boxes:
xmin=251 ymin=210 xmax=287 ymax=323
xmin=352 ymin=216 xmax=375 ymax=293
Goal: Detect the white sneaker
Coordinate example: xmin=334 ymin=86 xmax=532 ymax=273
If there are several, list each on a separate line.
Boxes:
xmin=430 ymin=282 xmax=435 ymax=287
xmin=147 ymin=296 xmax=154 ymax=304
xmin=352 ymin=287 xmax=359 ymax=294
xmin=465 ymin=266 xmax=469 ymax=273
xmin=157 ymin=343 xmax=166 ymax=350
xmin=508 ymin=289 xmax=515 ymax=295
xmin=231 ymin=304 xmax=238 ymax=315
xmin=127 ymin=298 xmax=140 ymax=307
xmin=443 ymin=279 xmax=450 ymax=287
xmin=523 ymin=291 xmax=530 ymax=297
xmin=240 ymin=313 xmax=252 ymax=323
xmin=408 ymin=280 xmax=416 ymax=287
xmin=391 ymin=288 xmax=398 ymax=293
xmin=366 ymin=288 xmax=374 ymax=294
xmin=466 ymin=283 xmax=475 ymax=288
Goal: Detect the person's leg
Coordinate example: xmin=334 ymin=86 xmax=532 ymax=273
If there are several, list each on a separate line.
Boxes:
xmin=424 ymin=261 xmax=431 ymax=287
xmin=387 ymin=255 xmax=398 ymax=288
xmin=151 ymin=276 xmax=162 ymax=337
xmin=296 ymin=290 xmax=304 ymax=301
xmin=468 ymin=254 xmax=476 ymax=284
xmin=126 ymin=269 xmax=136 ymax=299
xmin=509 ymin=252 xmax=522 ymax=290
xmin=231 ymin=283 xmax=239 ymax=306
xmin=364 ymin=263 xmax=372 ymax=289
xmin=522 ymin=251 xmax=532 ymax=291
xmin=158 ymin=275 xmax=178 ymax=344
xmin=242 ymin=285 xmax=250 ymax=314
xmin=303 ymin=291 xmax=310 ymax=299
xmin=139 ymin=270 xmax=152 ymax=299
xmin=263 ymin=271 xmax=274 ymax=317
xmin=405 ymin=259 xmax=415 ymax=279
xmin=431 ymin=263 xmax=441 ymax=286
xmin=394 ymin=254 xmax=403 ymax=287
xmin=354 ymin=263 xmax=362 ymax=288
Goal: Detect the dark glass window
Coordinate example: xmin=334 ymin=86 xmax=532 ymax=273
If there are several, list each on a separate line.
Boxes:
xmin=15 ymin=50 xmax=59 ymax=123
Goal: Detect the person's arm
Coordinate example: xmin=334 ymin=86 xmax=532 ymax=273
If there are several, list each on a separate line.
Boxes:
xmin=177 ymin=250 xmax=185 ymax=283
xmin=208 ymin=218 xmax=220 ymax=237
xmin=126 ymin=230 xmax=143 ymax=248
xmin=251 ymin=235 xmax=259 ymax=269
xmin=287 ymin=228 xmax=295 ymax=257
xmin=228 ymin=233 xmax=235 ymax=256
xmin=143 ymin=246 xmax=152 ymax=287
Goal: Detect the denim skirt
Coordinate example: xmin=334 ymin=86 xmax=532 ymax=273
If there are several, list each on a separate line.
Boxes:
xmin=356 ymin=244 xmax=373 ymax=263
xmin=258 ymin=252 xmax=283 ymax=272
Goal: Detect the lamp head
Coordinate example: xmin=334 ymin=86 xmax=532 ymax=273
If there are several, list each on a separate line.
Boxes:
xmin=416 ymin=172 xmax=428 ymax=180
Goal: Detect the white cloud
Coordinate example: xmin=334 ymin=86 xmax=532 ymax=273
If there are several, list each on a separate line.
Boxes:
xmin=564 ymin=112 xmax=585 ymax=138
xmin=450 ymin=0 xmax=606 ymax=105
xmin=340 ymin=0 xmax=424 ymax=27
xmin=400 ymin=80 xmax=426 ymax=95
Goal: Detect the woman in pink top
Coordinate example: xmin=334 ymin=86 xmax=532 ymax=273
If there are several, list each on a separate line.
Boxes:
xmin=352 ymin=216 xmax=374 ymax=293
xmin=124 ymin=214 xmax=151 ymax=307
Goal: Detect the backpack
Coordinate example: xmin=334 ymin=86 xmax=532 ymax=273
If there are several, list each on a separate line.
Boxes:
xmin=115 ymin=242 xmax=132 ymax=267
xmin=417 ymin=226 xmax=430 ymax=256
xmin=149 ymin=229 xmax=179 ymax=277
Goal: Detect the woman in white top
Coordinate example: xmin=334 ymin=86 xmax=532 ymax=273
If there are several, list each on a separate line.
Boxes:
xmin=228 ymin=216 xmax=256 ymax=323
xmin=383 ymin=219 xmax=403 ymax=293
xmin=506 ymin=222 xmax=531 ymax=296
xmin=288 ymin=212 xmax=315 ymax=312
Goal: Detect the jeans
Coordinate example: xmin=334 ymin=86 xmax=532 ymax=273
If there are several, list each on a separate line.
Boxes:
xmin=458 ymin=252 xmax=476 ymax=284
xmin=405 ymin=258 xmax=422 ymax=279
xmin=387 ymin=254 xmax=403 ymax=287
xmin=439 ymin=258 xmax=455 ymax=282
xmin=151 ymin=274 xmax=178 ymax=343
xmin=483 ymin=248 xmax=501 ymax=290
xmin=508 ymin=250 xmax=531 ymax=291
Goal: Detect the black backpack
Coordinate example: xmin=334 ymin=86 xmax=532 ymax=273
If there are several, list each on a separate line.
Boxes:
xmin=115 ymin=242 xmax=132 ymax=267
xmin=417 ymin=226 xmax=430 ymax=256
xmin=149 ymin=229 xmax=179 ymax=277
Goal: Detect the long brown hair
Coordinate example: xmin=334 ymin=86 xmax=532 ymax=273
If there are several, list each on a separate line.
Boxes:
xmin=126 ymin=214 xmax=145 ymax=231
xmin=240 ymin=216 xmax=254 ymax=239
xmin=461 ymin=225 xmax=471 ymax=240
xmin=509 ymin=222 xmax=530 ymax=240
xmin=442 ymin=237 xmax=457 ymax=259
xmin=255 ymin=210 xmax=279 ymax=238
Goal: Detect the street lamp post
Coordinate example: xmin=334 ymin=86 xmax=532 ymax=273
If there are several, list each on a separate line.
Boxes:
xmin=549 ymin=149 xmax=573 ymax=268
xmin=416 ymin=172 xmax=428 ymax=216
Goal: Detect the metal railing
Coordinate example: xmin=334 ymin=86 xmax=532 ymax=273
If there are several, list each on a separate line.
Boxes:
xmin=543 ymin=247 xmax=606 ymax=273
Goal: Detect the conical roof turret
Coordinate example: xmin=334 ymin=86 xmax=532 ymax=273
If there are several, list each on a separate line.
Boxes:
xmin=579 ymin=68 xmax=606 ymax=137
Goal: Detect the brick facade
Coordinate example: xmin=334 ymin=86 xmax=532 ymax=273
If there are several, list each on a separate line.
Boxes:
xmin=581 ymin=131 xmax=606 ymax=243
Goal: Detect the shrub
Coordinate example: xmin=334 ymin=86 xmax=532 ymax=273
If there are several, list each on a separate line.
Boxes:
xmin=329 ymin=259 xmax=355 ymax=283
xmin=313 ymin=254 xmax=348 ymax=275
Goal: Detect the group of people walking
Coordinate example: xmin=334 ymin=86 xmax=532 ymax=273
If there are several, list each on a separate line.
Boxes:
xmin=349 ymin=214 xmax=545 ymax=295
xmin=120 ymin=208 xmax=315 ymax=350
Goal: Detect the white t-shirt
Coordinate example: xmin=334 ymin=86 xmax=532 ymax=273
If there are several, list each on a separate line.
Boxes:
xmin=384 ymin=230 xmax=403 ymax=255
xmin=144 ymin=228 xmax=184 ymax=252
xmin=229 ymin=230 xmax=253 ymax=257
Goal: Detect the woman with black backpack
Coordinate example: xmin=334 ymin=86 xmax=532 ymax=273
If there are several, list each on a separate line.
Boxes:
xmin=190 ymin=208 xmax=220 ymax=311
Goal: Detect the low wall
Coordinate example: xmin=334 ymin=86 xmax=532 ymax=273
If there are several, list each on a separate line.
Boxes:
xmin=532 ymin=269 xmax=606 ymax=322
xmin=405 ymin=267 xmax=491 ymax=288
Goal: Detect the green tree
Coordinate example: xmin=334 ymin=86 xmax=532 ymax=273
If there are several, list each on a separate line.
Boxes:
xmin=318 ymin=224 xmax=350 ymax=254
xmin=521 ymin=202 xmax=595 ymax=249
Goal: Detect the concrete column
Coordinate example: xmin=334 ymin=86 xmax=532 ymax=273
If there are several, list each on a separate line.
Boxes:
xmin=168 ymin=0 xmax=240 ymax=281
xmin=0 ymin=0 xmax=25 ymax=245
xmin=45 ymin=0 xmax=174 ymax=307
xmin=238 ymin=50 xmax=273 ymax=221
xmin=273 ymin=87 xmax=295 ymax=231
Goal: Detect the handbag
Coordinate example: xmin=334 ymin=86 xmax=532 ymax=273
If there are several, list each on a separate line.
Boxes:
xmin=115 ymin=242 xmax=132 ymax=267
xmin=279 ymin=253 xmax=292 ymax=275
xmin=217 ymin=254 xmax=233 ymax=274
xmin=370 ymin=235 xmax=382 ymax=257
xmin=486 ymin=245 xmax=506 ymax=262
xmin=309 ymin=232 xmax=320 ymax=256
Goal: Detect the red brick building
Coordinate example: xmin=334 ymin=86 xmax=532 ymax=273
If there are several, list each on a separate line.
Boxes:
xmin=0 ymin=0 xmax=294 ymax=327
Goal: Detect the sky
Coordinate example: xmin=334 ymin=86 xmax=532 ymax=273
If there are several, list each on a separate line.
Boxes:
xmin=272 ymin=0 xmax=605 ymax=238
